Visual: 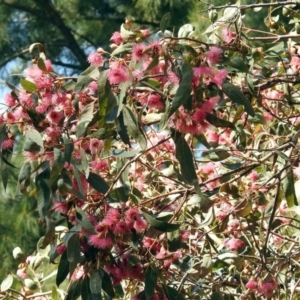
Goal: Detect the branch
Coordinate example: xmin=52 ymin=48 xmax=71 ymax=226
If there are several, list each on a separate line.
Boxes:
xmin=200 ymin=1 xmax=299 ymax=11
xmin=256 ymin=76 xmax=300 ymax=91
xmin=31 ymin=0 xmax=89 ymax=69
xmin=248 ymin=33 xmax=300 ymax=41
xmin=0 ymin=48 xmax=29 ymax=69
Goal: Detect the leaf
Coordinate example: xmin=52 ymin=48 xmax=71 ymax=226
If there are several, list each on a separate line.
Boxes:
xmin=56 ymin=250 xmax=69 ymax=287
xmin=142 ymin=212 xmax=180 ymax=232
xmin=63 ymin=136 xmax=74 ymax=165
xmin=98 ymin=70 xmax=111 ymax=128
xmin=37 ymin=57 xmax=47 ymax=71
xmin=52 ymin=286 xmax=59 ymax=300
xmin=283 ymin=169 xmax=298 ymax=207
xmin=20 ymin=78 xmax=37 ymax=93
xmin=167 ymin=230 xmax=181 ymax=251
xmin=145 ymin=266 xmax=157 ymax=300
xmin=145 ymin=55 xmax=159 ymax=71
xmin=35 ymin=163 xmax=51 ymax=219
xmin=225 ymin=56 xmax=249 ymax=73
xmin=102 ymin=269 xmax=115 ymax=298
xmin=222 ymin=82 xmax=255 ymax=116
xmin=76 ymin=102 xmax=94 ymax=138
xmin=109 ymin=186 xmax=128 ymax=202
xmin=76 ymin=207 xmax=96 ymax=233
xmin=66 ymin=279 xmax=83 ymax=300
xmin=18 ymin=162 xmax=31 ymax=193
xmin=123 ymin=106 xmax=147 ymax=149
xmin=111 ymin=43 xmax=135 ymax=56
xmin=169 ymin=61 xmax=193 ymax=116
xmin=111 ymin=149 xmax=140 ymax=158
xmin=202 ymin=148 xmax=231 ymax=161
xmin=81 ymin=277 xmax=93 ymax=300
xmin=89 ymin=270 xmax=103 ymax=300
xmin=178 ymin=24 xmax=195 ymax=38
xmin=160 ymin=12 xmax=171 ymax=34
xmin=67 ymin=234 xmax=81 ymax=263
xmin=175 ymin=136 xmax=197 ymax=184
xmin=206 ymin=113 xmax=236 ymax=129
xmin=87 ymin=172 xmax=109 ymax=194
xmin=116 ymin=112 xmax=131 ymax=146
xmin=1 ymin=274 xmax=13 ymax=291
xmin=23 ymin=129 xmax=44 ymax=153
xmin=265 ymin=41 xmax=285 ymax=56
xmin=50 ymin=148 xmax=65 ymax=187
xmin=74 ymin=75 xmax=93 ymax=93
xmin=162 ymin=285 xmax=185 ymax=300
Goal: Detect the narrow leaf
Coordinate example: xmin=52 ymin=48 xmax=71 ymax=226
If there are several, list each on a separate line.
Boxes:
xmin=175 ymin=136 xmax=197 ymax=184
xmin=162 ymin=285 xmax=185 ymax=300
xmin=223 ymin=82 xmax=255 ymax=116
xmin=123 ymin=106 xmax=147 ymax=149
xmin=145 ymin=266 xmax=157 ymax=300
xmin=169 ymin=61 xmax=193 ymax=115
xmin=160 ymin=12 xmax=171 ymax=34
xmin=56 ymin=251 xmax=69 ymax=287
xmin=283 ymin=169 xmax=298 ymax=207
xmin=66 ymin=279 xmax=83 ymax=300
xmin=142 ymin=212 xmax=180 ymax=232
xmin=81 ymin=277 xmax=93 ymax=300
xmin=74 ymin=75 xmax=93 ymax=93
xmin=102 ymin=269 xmax=115 ymax=298
xmin=98 ymin=70 xmax=110 ymax=128
xmin=50 ymin=148 xmax=65 ymax=187
xmin=89 ymin=270 xmax=103 ymax=300
xmin=67 ymin=234 xmax=81 ymax=263
xmin=206 ymin=113 xmax=236 ymax=129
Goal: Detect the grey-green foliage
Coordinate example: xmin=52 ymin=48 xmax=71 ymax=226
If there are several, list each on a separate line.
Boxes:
xmin=0 ymin=137 xmax=42 ymax=280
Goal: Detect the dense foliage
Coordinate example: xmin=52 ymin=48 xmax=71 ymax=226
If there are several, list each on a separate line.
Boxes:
xmin=2 ymin=1 xmax=300 ymax=299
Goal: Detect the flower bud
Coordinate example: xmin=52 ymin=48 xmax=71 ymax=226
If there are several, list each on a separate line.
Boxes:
xmin=24 ymin=279 xmax=38 ymax=290
xmin=12 ymin=247 xmax=25 ymax=261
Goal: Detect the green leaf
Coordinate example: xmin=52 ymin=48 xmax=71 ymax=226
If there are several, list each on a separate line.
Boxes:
xmin=76 ymin=102 xmax=94 ymax=138
xmin=160 ymin=12 xmax=171 ymax=34
xmin=175 ymin=136 xmax=197 ymax=184
xmin=87 ymin=172 xmax=109 ymax=194
xmin=222 ymin=82 xmax=255 ymax=116
xmin=35 ymin=163 xmax=51 ymax=219
xmin=23 ymin=129 xmax=44 ymax=153
xmin=167 ymin=230 xmax=181 ymax=251
xmin=74 ymin=75 xmax=93 ymax=93
xmin=20 ymin=78 xmax=37 ymax=93
xmin=162 ymin=285 xmax=185 ymax=300
xmin=145 ymin=266 xmax=157 ymax=300
xmin=283 ymin=169 xmax=298 ymax=207
xmin=98 ymin=70 xmax=111 ymax=128
xmin=202 ymin=148 xmax=231 ymax=161
xmin=81 ymin=277 xmax=93 ymax=300
xmin=145 ymin=55 xmax=159 ymax=71
xmin=111 ymin=149 xmax=140 ymax=158
xmin=1 ymin=274 xmax=13 ymax=291
xmin=169 ymin=61 xmax=193 ymax=116
xmin=142 ymin=212 xmax=180 ymax=232
xmin=111 ymin=43 xmax=134 ymax=56
xmin=116 ymin=112 xmax=131 ymax=146
xmin=50 ymin=148 xmax=65 ymax=187
xmin=123 ymin=106 xmax=147 ymax=149
xmin=265 ymin=41 xmax=285 ymax=56
xmin=89 ymin=270 xmax=103 ymax=300
xmin=206 ymin=113 xmax=236 ymax=129
xmin=109 ymin=186 xmax=128 ymax=202
xmin=225 ymin=56 xmax=249 ymax=73
xmin=56 ymin=250 xmax=69 ymax=287
xmin=18 ymin=162 xmax=31 ymax=193
xmin=52 ymin=286 xmax=59 ymax=300
xmin=102 ymin=269 xmax=115 ymax=298
xmin=76 ymin=207 xmax=96 ymax=233
xmin=66 ymin=279 xmax=83 ymax=300
xmin=37 ymin=57 xmax=47 ymax=71
xmin=63 ymin=136 xmax=74 ymax=165
xmin=67 ymin=233 xmax=81 ymax=263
